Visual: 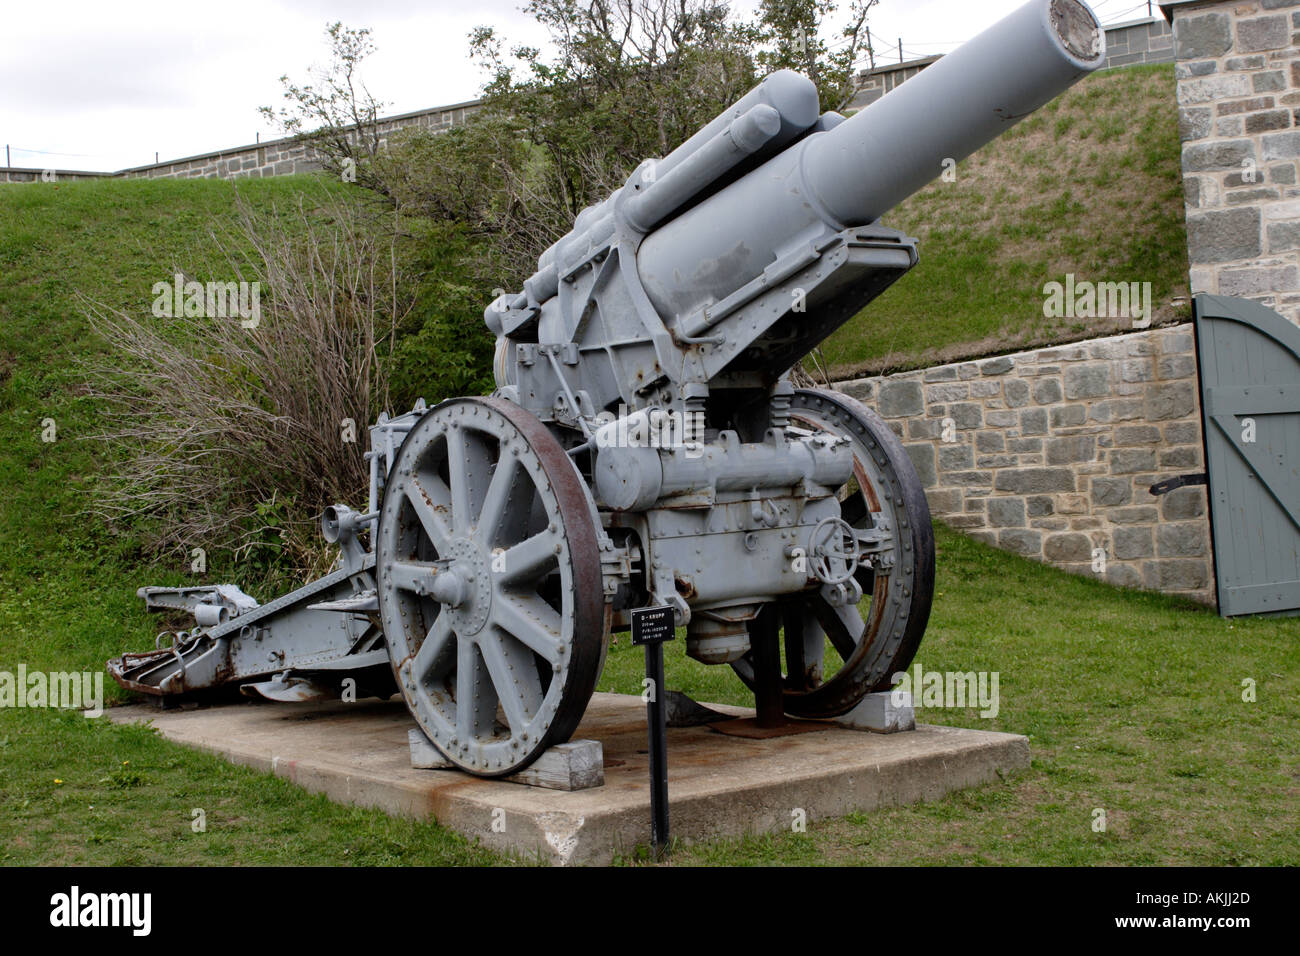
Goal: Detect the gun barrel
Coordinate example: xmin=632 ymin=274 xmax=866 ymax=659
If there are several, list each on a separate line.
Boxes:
xmin=637 ymin=0 xmax=1105 ymax=322
xmin=512 ymin=69 xmax=821 ymax=315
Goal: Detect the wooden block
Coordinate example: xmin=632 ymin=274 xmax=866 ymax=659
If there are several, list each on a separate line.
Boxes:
xmin=511 ymin=740 xmax=604 ymax=791
xmin=835 ymin=691 xmax=916 ymax=734
xmin=409 ymin=729 xmax=604 ymax=791
xmin=409 ymin=728 xmax=453 ymax=768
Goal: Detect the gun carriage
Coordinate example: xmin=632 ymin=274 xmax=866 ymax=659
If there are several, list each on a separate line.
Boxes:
xmin=110 ymin=0 xmax=1106 ymax=777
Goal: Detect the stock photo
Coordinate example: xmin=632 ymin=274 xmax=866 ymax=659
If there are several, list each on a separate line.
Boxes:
xmin=0 ymin=0 xmax=1295 ymax=933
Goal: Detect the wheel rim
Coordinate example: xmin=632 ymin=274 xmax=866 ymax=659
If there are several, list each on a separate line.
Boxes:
xmin=730 ymin=388 xmax=935 ymax=718
xmin=376 ymin=397 xmax=606 ymax=776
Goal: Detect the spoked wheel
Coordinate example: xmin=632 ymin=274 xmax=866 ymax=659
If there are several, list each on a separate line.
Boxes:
xmin=731 ymin=388 xmax=935 ymax=718
xmin=376 ymin=396 xmax=607 ymax=777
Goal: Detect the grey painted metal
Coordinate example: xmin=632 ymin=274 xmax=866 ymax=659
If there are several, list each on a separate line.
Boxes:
xmin=727 ymin=389 xmax=935 ymax=717
xmin=460 ymin=4 xmax=1099 ymax=761
xmin=367 ymin=401 xmax=427 ymax=532
xmin=520 ymin=69 xmax=822 ymax=309
xmin=488 ymin=0 xmax=1104 ymax=426
xmin=109 ymin=0 xmax=1104 ymax=779
xmin=638 ymin=0 xmax=1105 ymax=325
xmin=375 ymin=397 xmax=608 ymax=777
xmin=1193 ymin=295 xmax=1300 ymax=617
xmin=109 ymin=549 xmax=391 ymax=700
xmin=136 ymin=584 xmax=258 ymax=622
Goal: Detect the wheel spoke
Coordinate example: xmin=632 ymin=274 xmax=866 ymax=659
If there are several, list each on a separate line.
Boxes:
xmin=812 ymin=599 xmax=862 ymax=662
xmin=477 ymin=454 xmax=525 ymax=545
xmin=802 ymin=609 xmax=827 ymax=685
xmin=455 ymin=638 xmax=493 ymax=739
xmin=783 ymin=603 xmax=815 ymax=691
xmin=447 ymin=434 xmax=471 ymax=532
xmin=446 ymin=428 xmax=494 ymax=534
xmin=497 ymin=529 xmax=560 ymax=587
xmin=387 ymin=559 xmax=439 ymax=595
xmin=478 ymin=627 xmax=545 ymax=735
xmin=492 ymin=593 xmax=564 ymax=666
xmin=405 ymin=476 xmax=453 ymax=550
xmin=411 ymin=613 xmax=454 ymax=681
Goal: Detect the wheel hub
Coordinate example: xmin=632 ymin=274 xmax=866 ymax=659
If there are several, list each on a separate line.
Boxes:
xmin=437 ymin=537 xmax=492 ymax=635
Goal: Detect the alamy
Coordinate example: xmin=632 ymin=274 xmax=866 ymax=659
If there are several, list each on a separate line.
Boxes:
xmin=49 ymin=886 xmax=151 ymax=936
xmin=1042 ymin=273 xmax=1152 ymax=328
xmin=152 ymin=272 xmax=260 ymax=328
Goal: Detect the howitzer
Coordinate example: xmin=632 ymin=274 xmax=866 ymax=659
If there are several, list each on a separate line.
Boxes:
xmin=110 ymin=0 xmax=1105 ymax=777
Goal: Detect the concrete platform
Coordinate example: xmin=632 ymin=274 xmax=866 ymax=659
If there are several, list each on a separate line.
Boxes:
xmin=107 ymin=693 xmax=1029 ymax=865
